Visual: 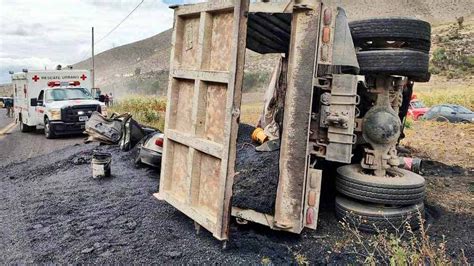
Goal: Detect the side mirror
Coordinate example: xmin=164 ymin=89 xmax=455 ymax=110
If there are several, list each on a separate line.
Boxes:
xmin=30 ymin=98 xmax=37 ymax=106
xmin=38 ymin=100 xmax=44 ymax=106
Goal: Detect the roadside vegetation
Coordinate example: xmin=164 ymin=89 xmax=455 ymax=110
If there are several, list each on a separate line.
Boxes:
xmin=110 ymin=95 xmax=166 ymax=131
xmin=429 ymin=19 xmax=474 ymax=80
xmin=415 ymin=79 xmax=474 ymax=110
xmin=339 ymin=215 xmax=469 ymax=265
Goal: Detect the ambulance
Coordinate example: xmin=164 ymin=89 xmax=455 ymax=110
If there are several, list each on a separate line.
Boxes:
xmin=12 ymin=68 xmax=107 ymax=138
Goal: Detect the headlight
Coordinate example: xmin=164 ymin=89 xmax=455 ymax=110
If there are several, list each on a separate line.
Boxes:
xmin=101 ymin=105 xmax=108 ymax=117
xmin=50 ymin=108 xmax=61 ymax=120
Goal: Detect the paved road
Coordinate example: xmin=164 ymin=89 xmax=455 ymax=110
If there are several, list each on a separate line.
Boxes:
xmin=0 ymin=109 xmax=83 ymax=167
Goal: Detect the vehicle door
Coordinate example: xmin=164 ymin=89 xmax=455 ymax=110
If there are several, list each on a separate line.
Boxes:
xmin=439 ymin=106 xmax=454 ymax=122
xmin=424 ymin=106 xmax=438 ymax=119
xmin=36 ymin=90 xmax=46 ymax=125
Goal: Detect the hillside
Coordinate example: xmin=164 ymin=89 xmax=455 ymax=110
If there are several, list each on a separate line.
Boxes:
xmin=0 ymin=84 xmax=12 ymax=96
xmin=73 ymin=0 xmax=474 ymax=97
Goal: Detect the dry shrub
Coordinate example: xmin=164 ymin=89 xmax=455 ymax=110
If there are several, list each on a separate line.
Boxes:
xmin=415 ymin=85 xmax=474 ymax=110
xmin=339 ymin=213 xmax=469 ymax=264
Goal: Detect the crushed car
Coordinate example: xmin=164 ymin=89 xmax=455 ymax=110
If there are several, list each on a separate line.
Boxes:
xmin=135 ymin=131 xmax=164 ymax=168
xmin=84 ymin=112 xmax=163 ymax=168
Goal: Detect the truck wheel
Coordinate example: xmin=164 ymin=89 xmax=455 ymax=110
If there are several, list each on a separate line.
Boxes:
xmin=336 ymin=164 xmax=425 ymax=205
xmin=350 ymin=18 xmax=431 ymax=53
xmin=20 ymin=119 xmax=28 ymax=132
xmin=44 ymin=118 xmax=56 ymax=139
xmin=435 ymin=116 xmax=449 ymax=122
xmin=335 ymin=196 xmax=424 ymax=233
xmin=19 ymin=118 xmax=33 ymax=133
xmin=356 ymin=50 xmax=430 ymax=82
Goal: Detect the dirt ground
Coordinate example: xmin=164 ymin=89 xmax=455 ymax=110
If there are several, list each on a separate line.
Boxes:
xmin=0 ymin=139 xmax=472 ymax=263
xmin=401 ymin=121 xmax=474 ymax=168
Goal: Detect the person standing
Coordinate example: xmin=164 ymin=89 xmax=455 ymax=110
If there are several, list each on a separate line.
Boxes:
xmin=105 ymin=93 xmax=110 ymax=107
xmin=5 ymin=96 xmax=13 ymax=118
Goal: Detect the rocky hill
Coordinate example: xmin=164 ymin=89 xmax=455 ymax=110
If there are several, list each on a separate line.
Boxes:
xmin=73 ymin=0 xmax=474 ymax=97
xmin=0 ymin=84 xmax=12 ymax=96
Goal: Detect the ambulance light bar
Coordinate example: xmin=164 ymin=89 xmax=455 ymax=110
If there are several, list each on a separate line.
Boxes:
xmin=47 ymin=81 xmax=81 ymax=87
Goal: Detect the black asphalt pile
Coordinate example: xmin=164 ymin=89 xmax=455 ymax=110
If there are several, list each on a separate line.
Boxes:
xmin=421 ymin=160 xmax=469 ymax=176
xmin=232 ymin=124 xmax=279 ymax=215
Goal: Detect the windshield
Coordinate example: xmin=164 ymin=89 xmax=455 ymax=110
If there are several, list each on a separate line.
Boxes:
xmin=46 ymin=88 xmax=92 ymax=102
xmin=411 ymin=100 xmax=425 ymax=108
xmin=452 ymin=105 xmax=472 ymax=113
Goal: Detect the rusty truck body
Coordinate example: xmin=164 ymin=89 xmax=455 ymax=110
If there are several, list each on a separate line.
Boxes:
xmin=155 ymin=0 xmax=430 ymax=241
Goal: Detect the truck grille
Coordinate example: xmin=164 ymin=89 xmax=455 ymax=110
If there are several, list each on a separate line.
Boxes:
xmin=61 ymin=105 xmax=101 ymax=122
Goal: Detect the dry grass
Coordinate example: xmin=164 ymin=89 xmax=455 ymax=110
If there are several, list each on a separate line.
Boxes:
xmin=339 ymin=214 xmax=469 ymax=264
xmin=110 ymin=94 xmax=263 ymax=131
xmin=110 ymin=95 xmax=166 ymax=131
xmin=401 ymin=120 xmax=474 ymax=168
xmin=240 ymin=101 xmax=263 ymax=126
xmin=414 ymin=76 xmax=474 ymax=109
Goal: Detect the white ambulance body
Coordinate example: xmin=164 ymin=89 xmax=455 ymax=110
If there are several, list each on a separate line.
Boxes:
xmin=12 ymin=69 xmax=107 ymax=138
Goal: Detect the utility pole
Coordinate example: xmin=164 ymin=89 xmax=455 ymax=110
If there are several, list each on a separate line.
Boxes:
xmin=92 ymin=27 xmax=95 ymax=89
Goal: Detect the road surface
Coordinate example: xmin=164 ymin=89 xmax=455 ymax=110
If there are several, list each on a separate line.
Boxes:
xmin=0 ymin=109 xmax=83 ymax=167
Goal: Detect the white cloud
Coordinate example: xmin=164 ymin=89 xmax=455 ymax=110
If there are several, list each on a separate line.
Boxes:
xmin=0 ymin=0 xmax=174 ymax=83
xmin=0 ymin=56 xmax=62 ymax=68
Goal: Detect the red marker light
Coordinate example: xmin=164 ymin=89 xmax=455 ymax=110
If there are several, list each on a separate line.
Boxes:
xmin=306 ymin=208 xmax=314 ymax=225
xmin=323 ymin=8 xmax=332 ymax=25
xmin=48 ymin=81 xmax=60 ymax=87
xmin=69 ymin=81 xmax=80 ymax=86
xmin=155 ymin=137 xmax=164 ymax=147
xmin=322 ymin=27 xmax=331 ymax=43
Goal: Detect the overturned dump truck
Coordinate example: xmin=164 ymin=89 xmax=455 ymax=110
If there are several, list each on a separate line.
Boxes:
xmin=155 ymin=0 xmax=431 ymax=241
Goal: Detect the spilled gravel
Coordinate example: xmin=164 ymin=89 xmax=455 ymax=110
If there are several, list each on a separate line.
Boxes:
xmin=233 ymin=124 xmax=279 ymax=214
xmin=0 ymin=142 xmax=472 ymax=264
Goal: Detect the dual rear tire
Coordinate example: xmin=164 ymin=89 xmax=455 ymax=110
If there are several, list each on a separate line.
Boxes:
xmin=350 ymin=18 xmax=431 ymax=82
xmin=335 ymin=164 xmax=426 ymax=233
xmin=335 ymin=196 xmax=424 ymax=233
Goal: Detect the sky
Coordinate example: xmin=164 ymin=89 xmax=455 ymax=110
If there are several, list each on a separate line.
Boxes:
xmin=0 ymin=0 xmax=198 ymax=84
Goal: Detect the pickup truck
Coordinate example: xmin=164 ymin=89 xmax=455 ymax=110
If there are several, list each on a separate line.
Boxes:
xmin=12 ymin=69 xmax=107 ymax=138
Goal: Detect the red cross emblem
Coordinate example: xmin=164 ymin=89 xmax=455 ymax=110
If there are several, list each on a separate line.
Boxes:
xmin=80 ymin=74 xmax=87 ymax=80
xmin=32 ymin=75 xmax=39 ymax=82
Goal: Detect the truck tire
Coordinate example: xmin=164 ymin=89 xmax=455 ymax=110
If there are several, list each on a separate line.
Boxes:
xmin=350 ymin=18 xmax=431 ymax=53
xmin=336 ymin=164 xmax=425 ymax=205
xmin=335 ymin=196 xmax=424 ymax=233
xmin=44 ymin=118 xmax=56 ymax=139
xmin=19 ymin=117 xmax=34 ymax=133
xmin=356 ymin=50 xmax=430 ymax=82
